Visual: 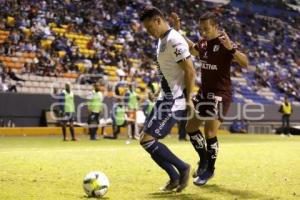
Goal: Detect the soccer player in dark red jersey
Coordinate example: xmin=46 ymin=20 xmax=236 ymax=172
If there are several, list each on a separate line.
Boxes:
xmin=171 ymin=12 xmax=248 ymax=186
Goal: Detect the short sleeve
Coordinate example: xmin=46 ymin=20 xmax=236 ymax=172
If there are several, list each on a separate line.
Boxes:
xmin=169 ymin=32 xmax=190 ymax=62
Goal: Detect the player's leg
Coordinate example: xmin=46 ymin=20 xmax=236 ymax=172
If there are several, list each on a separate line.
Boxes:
xmin=87 ymin=113 xmax=94 ymax=140
xmin=69 ymin=113 xmax=76 ymax=141
xmin=69 ymin=121 xmax=76 ymax=141
xmin=186 ymin=110 xmax=207 ymax=178
xmin=130 ymin=122 xmax=135 ymax=139
xmin=204 ymin=119 xmax=221 ymax=172
xmin=61 ymin=121 xmax=67 ymax=141
xmin=140 ymin=132 xmax=190 ymax=192
xmin=286 ymin=115 xmax=291 ymax=136
xmin=282 ymin=115 xmax=287 ymax=135
xmin=140 ymin=133 xmax=180 ymax=190
xmin=178 ymin=119 xmax=187 ymax=141
xmin=194 ymin=119 xmax=220 ymax=186
xmin=140 ymin=101 xmax=190 ymax=192
xmin=113 ymin=124 xmax=120 ymax=139
xmin=61 ymin=113 xmax=68 ymax=141
xmin=91 ymin=113 xmax=100 ymax=140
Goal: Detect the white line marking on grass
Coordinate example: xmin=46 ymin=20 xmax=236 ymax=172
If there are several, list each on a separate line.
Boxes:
xmin=0 ymin=141 xmax=299 ymax=154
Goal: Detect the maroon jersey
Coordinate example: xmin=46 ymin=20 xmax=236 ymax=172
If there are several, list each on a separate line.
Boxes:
xmin=195 ymin=37 xmax=236 ymax=99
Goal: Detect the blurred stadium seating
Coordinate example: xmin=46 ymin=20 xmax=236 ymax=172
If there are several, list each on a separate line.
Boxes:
xmin=0 ymin=0 xmax=299 ymax=130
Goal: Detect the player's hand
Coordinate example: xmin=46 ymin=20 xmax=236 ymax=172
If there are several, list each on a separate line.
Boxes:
xmin=169 ymin=12 xmax=181 ymax=31
xmin=218 ymin=30 xmax=233 ymax=50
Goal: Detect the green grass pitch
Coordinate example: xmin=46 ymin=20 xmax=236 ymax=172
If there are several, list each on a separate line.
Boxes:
xmin=0 ymin=134 xmax=299 ymax=200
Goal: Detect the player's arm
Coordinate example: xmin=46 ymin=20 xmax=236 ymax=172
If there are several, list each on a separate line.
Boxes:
xmin=232 ymin=50 xmax=248 ymax=68
xmin=178 ymin=57 xmax=196 ymax=103
xmin=169 ymin=12 xmax=199 ymax=57
xmin=170 ymin=33 xmax=196 ymax=103
xmin=183 ymin=36 xmax=199 ymax=57
xmin=219 ymin=31 xmax=249 ymax=68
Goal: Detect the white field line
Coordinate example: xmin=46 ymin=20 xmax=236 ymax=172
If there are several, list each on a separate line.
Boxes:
xmin=0 ymin=142 xmax=299 ymax=154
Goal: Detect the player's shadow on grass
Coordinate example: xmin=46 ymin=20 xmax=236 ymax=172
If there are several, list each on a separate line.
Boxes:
xmin=81 ymin=195 xmax=109 ymax=199
xmin=148 ymin=191 xmax=211 ymax=200
xmin=202 ymin=184 xmax=274 ymax=199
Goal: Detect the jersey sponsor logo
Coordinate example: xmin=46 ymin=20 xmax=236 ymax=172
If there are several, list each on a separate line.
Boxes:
xmin=203 ymin=51 xmax=208 ymax=59
xmin=174 ymin=48 xmax=182 ymax=57
xmin=190 ymin=134 xmax=205 ymax=149
xmin=198 ymin=40 xmax=207 ymax=49
xmin=209 ymin=142 xmax=219 ymax=159
xmin=154 ymin=114 xmax=171 ymax=135
xmin=199 ymin=61 xmax=218 ymax=70
xmin=213 ymin=45 xmax=220 ymax=52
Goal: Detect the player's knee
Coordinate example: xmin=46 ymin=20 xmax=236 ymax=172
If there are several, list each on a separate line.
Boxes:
xmin=206 ymin=131 xmax=217 ymax=138
xmin=204 ymin=128 xmax=218 ymax=137
xmin=139 ymin=132 xmax=154 ymax=145
xmin=186 ymin=121 xmax=198 ymax=133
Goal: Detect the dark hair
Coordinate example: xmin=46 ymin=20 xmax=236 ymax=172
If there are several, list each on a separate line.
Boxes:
xmin=200 ymin=12 xmax=218 ymax=26
xmin=139 ymin=6 xmax=165 ymax=21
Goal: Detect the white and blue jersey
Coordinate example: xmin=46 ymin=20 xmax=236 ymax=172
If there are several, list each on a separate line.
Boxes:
xmin=143 ymin=29 xmax=191 ymax=138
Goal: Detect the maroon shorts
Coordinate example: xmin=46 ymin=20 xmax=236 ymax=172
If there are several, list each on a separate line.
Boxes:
xmin=192 ymin=92 xmax=231 ymax=122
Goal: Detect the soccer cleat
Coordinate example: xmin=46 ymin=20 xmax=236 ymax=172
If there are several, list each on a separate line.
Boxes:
xmin=159 ymin=179 xmax=179 ymax=191
xmin=192 ymin=161 xmax=208 ymax=178
xmin=193 ymin=170 xmax=214 ymax=186
xmin=176 ymin=164 xmax=191 ymax=192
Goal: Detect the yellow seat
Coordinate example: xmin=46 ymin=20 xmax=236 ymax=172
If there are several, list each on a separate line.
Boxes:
xmin=79 ymin=49 xmax=87 ymax=54
xmin=139 ymin=83 xmax=147 ymax=89
xmin=49 ymin=23 xmax=57 ymax=28
xmin=41 ymin=39 xmax=53 ymax=49
xmin=73 ymin=34 xmax=81 ymax=40
xmin=7 ymin=16 xmax=15 ymax=26
xmin=108 ymin=35 xmax=115 ymax=40
xmin=136 ymin=77 xmax=142 ymax=83
xmin=58 ymin=51 xmax=66 ymax=57
xmin=76 ymin=63 xmax=85 ymax=73
xmin=75 ymin=39 xmax=88 ymax=45
xmin=56 ymin=28 xmax=66 ymax=33
xmin=136 ymin=88 xmax=141 ymax=93
xmin=114 ymin=44 xmax=123 ymax=50
xmin=81 ymin=35 xmax=92 ymax=40
xmin=88 ymin=50 xmax=95 ymax=56
xmin=77 ymin=44 xmax=87 ymax=49
xmin=22 ymin=28 xmax=31 ymax=36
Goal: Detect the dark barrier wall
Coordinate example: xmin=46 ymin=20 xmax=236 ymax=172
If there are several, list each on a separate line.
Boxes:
xmin=0 ymin=92 xmax=89 ymax=126
xmin=226 ymin=103 xmax=300 ymax=122
xmin=0 ymin=92 xmax=299 ymax=126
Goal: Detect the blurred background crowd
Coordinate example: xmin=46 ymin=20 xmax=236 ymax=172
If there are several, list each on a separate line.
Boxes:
xmin=0 ymin=0 xmax=299 ymax=101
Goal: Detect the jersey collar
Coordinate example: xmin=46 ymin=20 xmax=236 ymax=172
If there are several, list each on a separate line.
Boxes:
xmin=160 ymin=28 xmax=172 ymax=39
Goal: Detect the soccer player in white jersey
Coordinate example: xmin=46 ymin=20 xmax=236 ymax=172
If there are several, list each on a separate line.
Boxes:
xmin=139 ymin=6 xmax=196 ymax=192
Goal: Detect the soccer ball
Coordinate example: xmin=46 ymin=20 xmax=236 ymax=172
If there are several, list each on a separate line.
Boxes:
xmin=83 ymin=171 xmax=109 ymax=198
